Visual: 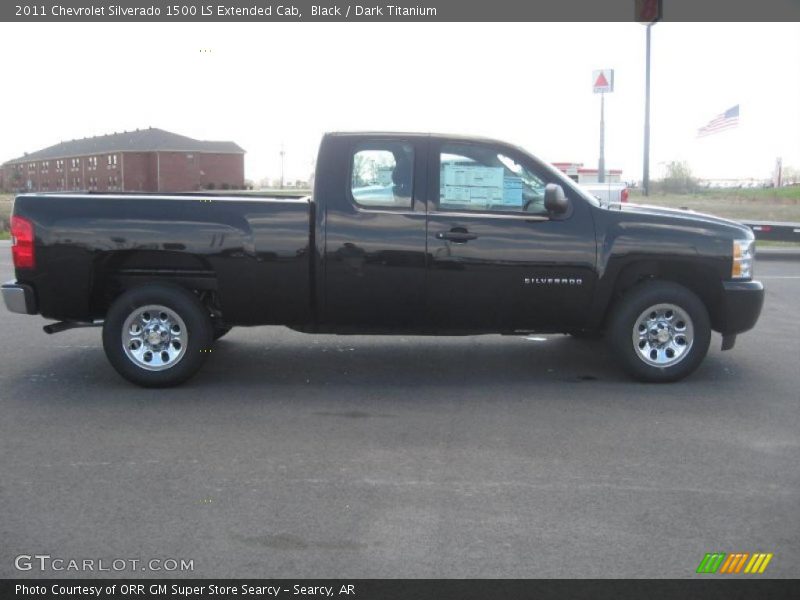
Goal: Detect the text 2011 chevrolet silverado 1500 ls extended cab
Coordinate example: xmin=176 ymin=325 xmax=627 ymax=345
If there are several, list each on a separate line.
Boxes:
xmin=3 ymin=132 xmax=764 ymax=386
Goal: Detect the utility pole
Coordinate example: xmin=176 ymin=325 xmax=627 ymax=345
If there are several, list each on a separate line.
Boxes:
xmin=643 ymin=23 xmax=653 ymax=196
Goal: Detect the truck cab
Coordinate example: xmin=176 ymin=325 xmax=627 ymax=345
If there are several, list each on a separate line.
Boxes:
xmin=316 ymin=133 xmax=597 ymax=334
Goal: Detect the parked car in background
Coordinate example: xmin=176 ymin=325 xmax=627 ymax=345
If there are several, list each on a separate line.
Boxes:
xmin=581 ymin=181 xmax=629 ymax=208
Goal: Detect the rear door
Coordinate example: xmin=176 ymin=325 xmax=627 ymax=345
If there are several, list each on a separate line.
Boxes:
xmin=425 ymin=138 xmax=597 ymax=332
xmin=321 ymin=135 xmax=429 ymax=329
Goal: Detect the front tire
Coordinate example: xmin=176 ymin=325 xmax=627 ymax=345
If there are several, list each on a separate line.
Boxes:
xmin=102 ymin=284 xmax=213 ymax=387
xmin=607 ymin=280 xmax=711 ymax=382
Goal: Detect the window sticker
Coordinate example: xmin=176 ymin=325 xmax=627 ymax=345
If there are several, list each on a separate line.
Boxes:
xmin=442 ymin=164 xmax=505 ymax=207
xmin=502 ymin=176 xmax=523 ymax=206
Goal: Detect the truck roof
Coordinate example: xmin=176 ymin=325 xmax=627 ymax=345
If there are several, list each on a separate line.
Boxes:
xmin=325 ymin=131 xmax=512 ymax=145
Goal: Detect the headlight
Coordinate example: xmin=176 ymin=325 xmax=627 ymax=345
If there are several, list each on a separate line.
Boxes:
xmin=732 ymin=239 xmax=754 ymax=279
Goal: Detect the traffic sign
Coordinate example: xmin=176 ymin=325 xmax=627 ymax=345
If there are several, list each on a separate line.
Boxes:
xmin=593 ymin=69 xmax=614 ymax=94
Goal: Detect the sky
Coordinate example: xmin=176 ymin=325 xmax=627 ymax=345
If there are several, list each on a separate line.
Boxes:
xmin=1 ymin=22 xmax=798 ymax=184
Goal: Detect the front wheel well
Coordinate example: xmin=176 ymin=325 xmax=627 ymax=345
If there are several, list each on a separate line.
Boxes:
xmin=604 ymin=260 xmax=724 ymax=330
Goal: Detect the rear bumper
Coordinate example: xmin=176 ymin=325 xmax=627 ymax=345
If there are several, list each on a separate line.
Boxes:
xmin=718 ymin=280 xmax=764 ymax=334
xmin=2 ymin=280 xmax=37 ymax=315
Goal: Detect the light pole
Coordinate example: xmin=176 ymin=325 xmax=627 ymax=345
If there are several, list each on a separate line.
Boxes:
xmin=599 ymin=92 xmax=606 ymax=183
xmin=279 ymin=143 xmax=285 ymax=189
xmin=637 ymin=0 xmax=661 ymax=195
xmin=593 ymin=69 xmax=614 ymax=183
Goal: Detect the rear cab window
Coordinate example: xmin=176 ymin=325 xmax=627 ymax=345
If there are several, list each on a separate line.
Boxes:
xmin=350 ymin=141 xmax=414 ymax=209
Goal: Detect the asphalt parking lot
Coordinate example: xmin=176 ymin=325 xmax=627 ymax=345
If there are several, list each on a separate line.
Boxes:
xmin=1 ymin=246 xmax=798 ymax=579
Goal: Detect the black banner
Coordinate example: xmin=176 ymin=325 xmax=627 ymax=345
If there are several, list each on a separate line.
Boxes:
xmin=4 ymin=579 xmax=800 ymax=600
xmin=2 ymin=0 xmax=800 ymax=22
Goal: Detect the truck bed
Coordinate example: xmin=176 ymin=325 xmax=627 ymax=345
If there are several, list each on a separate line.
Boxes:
xmin=12 ymin=192 xmax=315 ymax=325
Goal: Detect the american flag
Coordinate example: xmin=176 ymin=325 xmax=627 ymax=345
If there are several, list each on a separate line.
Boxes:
xmin=697 ymin=105 xmax=739 ymax=137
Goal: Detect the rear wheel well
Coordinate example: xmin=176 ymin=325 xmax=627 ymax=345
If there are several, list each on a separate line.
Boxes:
xmin=91 ymin=276 xmax=221 ymax=315
xmin=87 ymin=252 xmax=223 ymax=324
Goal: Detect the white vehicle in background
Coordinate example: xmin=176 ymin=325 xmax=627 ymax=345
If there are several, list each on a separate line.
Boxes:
xmin=581 ymin=181 xmax=629 ymax=209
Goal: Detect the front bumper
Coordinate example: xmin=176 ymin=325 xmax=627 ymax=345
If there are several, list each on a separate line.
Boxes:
xmin=718 ymin=280 xmax=764 ymax=334
xmin=2 ymin=280 xmax=37 ymax=314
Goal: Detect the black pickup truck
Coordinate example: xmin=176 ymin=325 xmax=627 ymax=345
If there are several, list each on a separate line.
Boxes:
xmin=3 ymin=132 xmax=764 ymax=386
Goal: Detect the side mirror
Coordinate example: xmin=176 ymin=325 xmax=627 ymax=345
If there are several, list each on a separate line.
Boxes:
xmin=544 ymin=183 xmax=569 ymax=215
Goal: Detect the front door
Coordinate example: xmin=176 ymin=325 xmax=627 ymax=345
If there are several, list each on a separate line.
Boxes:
xmin=425 ymin=139 xmax=597 ymax=332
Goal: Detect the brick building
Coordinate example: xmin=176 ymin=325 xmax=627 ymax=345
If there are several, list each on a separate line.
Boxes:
xmin=1 ymin=128 xmax=245 ymax=193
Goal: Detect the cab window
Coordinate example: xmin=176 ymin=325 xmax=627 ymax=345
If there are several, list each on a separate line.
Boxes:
xmin=351 ymin=142 xmax=414 ymax=208
xmin=438 ymin=143 xmax=546 ymax=214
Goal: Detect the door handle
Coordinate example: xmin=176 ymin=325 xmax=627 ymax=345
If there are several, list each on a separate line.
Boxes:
xmin=436 ymin=229 xmax=478 ymax=243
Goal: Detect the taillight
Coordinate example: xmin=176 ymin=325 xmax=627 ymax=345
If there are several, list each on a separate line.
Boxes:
xmin=11 ymin=216 xmax=35 ymax=269
xmin=621 ymin=188 xmax=629 ymax=203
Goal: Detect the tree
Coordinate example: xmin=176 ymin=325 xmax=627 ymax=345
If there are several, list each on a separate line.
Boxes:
xmin=661 ymin=161 xmax=698 ymax=194
xmin=782 ymin=165 xmax=800 ymax=185
xmin=352 ymin=153 xmax=370 ymax=187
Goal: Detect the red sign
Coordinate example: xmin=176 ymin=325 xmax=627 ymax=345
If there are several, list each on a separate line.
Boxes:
xmin=592 ymin=69 xmax=614 ymax=94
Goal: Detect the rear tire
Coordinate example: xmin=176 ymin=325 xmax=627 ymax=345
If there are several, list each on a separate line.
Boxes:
xmin=102 ymin=284 xmax=213 ymax=387
xmin=607 ymin=280 xmax=711 ymax=382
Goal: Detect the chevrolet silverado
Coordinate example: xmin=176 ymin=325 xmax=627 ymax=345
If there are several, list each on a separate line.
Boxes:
xmin=3 ymin=132 xmax=764 ymax=386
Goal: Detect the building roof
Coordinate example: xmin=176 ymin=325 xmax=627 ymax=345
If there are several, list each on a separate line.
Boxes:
xmin=552 ymin=162 xmax=622 ymax=174
xmin=3 ymin=127 xmax=245 ymax=164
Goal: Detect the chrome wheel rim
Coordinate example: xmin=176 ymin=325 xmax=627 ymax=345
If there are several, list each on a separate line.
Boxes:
xmin=122 ymin=304 xmax=188 ymax=371
xmin=632 ymin=303 xmax=694 ymax=367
